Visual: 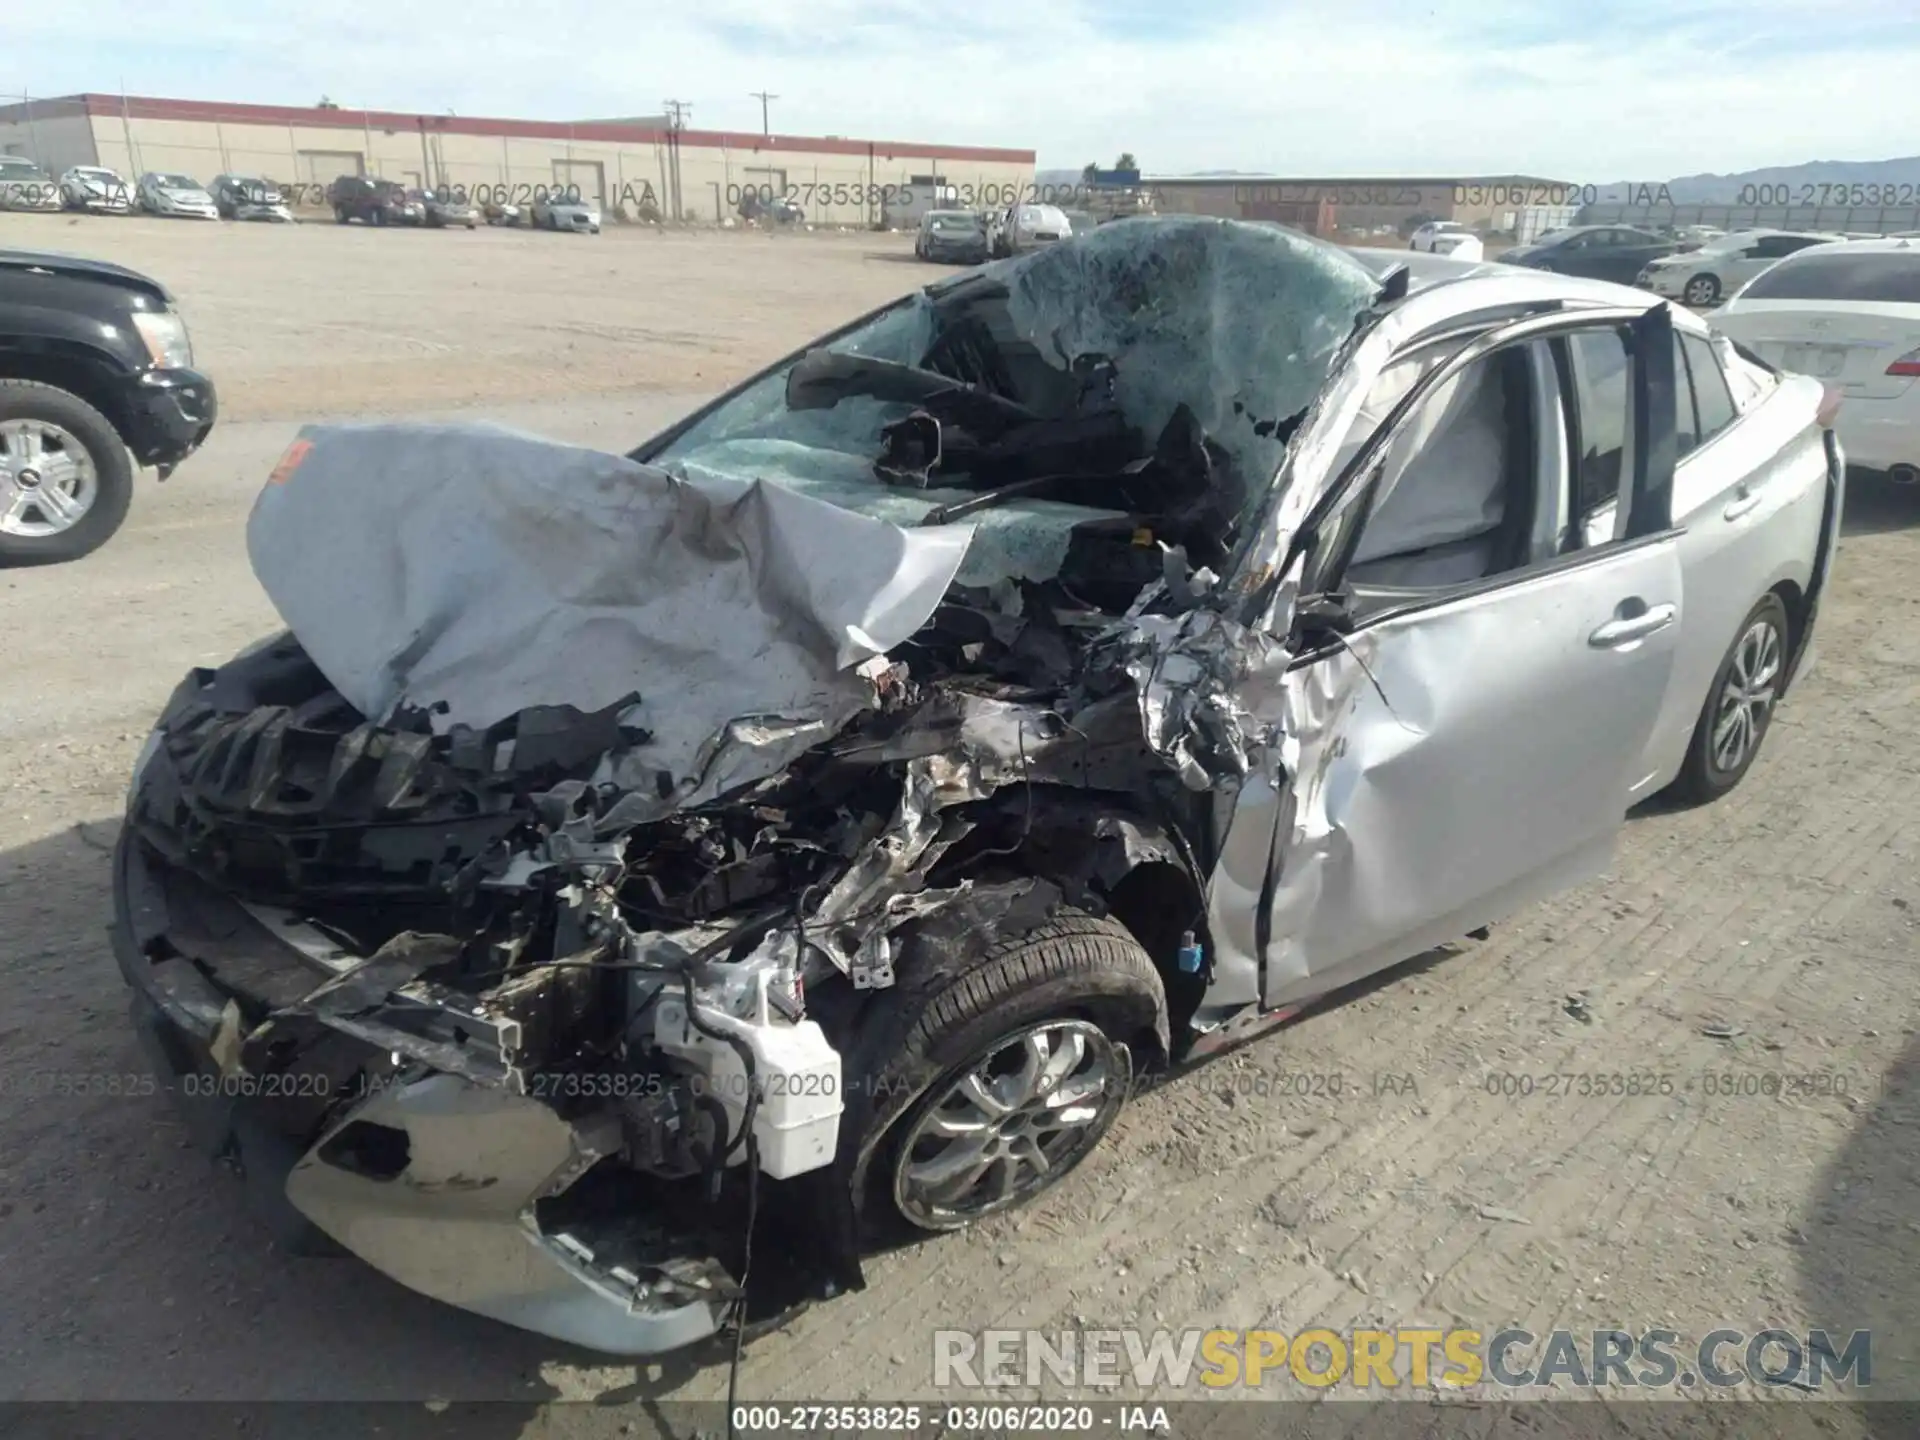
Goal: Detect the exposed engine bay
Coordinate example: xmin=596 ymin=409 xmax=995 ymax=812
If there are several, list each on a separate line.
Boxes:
xmin=116 ymin=218 xmax=1386 ymax=1344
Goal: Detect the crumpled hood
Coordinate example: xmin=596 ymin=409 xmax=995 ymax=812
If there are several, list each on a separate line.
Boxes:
xmin=248 ymin=422 xmax=973 ymax=818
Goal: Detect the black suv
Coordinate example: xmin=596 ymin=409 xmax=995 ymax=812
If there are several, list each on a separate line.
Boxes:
xmin=327 ymin=175 xmax=423 ymax=226
xmin=0 ymin=250 xmax=217 ymax=565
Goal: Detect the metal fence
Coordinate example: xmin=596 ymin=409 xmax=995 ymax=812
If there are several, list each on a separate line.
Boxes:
xmin=1578 ymin=202 xmax=1920 ymax=236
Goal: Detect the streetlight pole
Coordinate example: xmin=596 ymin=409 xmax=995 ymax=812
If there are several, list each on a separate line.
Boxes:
xmin=749 ymin=91 xmax=778 ymax=138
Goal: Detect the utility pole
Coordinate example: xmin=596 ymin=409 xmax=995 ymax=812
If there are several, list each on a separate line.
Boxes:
xmin=749 ymin=90 xmax=778 ymax=137
xmin=661 ymin=100 xmax=691 ymax=221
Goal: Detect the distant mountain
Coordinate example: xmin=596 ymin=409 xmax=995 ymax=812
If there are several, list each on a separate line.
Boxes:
xmin=1598 ymin=157 xmax=1920 ymax=205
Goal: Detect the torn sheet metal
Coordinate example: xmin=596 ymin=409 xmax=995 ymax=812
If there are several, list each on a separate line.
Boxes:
xmin=248 ymin=423 xmax=973 ymax=817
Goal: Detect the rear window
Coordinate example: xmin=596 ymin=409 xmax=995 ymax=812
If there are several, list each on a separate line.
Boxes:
xmin=1681 ymin=334 xmax=1737 ymax=442
xmin=1741 ymin=250 xmax=1920 ymax=302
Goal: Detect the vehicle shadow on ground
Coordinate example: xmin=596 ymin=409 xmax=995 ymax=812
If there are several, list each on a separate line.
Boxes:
xmin=0 ymin=820 xmax=719 ymax=1413
xmin=1842 ymin=472 xmax=1919 ymax=537
xmin=1794 ymin=1029 xmax=1920 ymax=1433
xmin=863 ymin=251 xmax=961 ymax=267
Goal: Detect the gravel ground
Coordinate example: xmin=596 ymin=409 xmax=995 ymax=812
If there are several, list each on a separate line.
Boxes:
xmin=0 ymin=214 xmax=1915 ymax=1435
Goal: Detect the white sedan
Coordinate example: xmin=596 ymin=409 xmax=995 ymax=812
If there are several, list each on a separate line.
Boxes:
xmin=531 ymin=192 xmax=601 ymax=233
xmin=136 ymin=173 xmax=219 ymax=220
xmin=1636 ymin=230 xmax=1842 ymax=308
xmin=1712 ymin=236 xmax=1920 ymax=485
xmin=1409 ymin=220 xmax=1481 ymax=258
xmin=59 ymin=166 xmax=135 ymax=214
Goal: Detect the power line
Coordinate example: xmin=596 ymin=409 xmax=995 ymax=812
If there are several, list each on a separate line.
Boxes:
xmin=748 ymin=90 xmax=778 ymax=137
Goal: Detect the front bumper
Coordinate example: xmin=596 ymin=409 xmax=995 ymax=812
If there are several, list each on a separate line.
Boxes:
xmin=1636 ymin=270 xmax=1689 ymax=297
xmin=924 ymin=241 xmax=989 ymax=263
xmin=120 ymin=367 xmax=218 ymax=472
xmin=153 ymin=200 xmax=220 ymax=220
xmin=112 ymin=831 xmax=737 ymax=1354
xmin=234 ymin=203 xmax=293 ymax=222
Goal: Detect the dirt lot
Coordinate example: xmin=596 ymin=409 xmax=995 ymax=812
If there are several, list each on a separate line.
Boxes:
xmin=1 ymin=214 xmax=1916 ymax=1432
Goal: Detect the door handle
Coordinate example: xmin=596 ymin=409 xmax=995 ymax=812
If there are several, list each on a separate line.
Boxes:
xmin=1589 ymin=603 xmax=1678 ymax=648
xmin=1723 ymin=489 xmax=1762 ymax=520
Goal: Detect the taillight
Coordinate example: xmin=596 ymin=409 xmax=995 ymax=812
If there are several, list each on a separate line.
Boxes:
xmin=1886 ymin=347 xmax=1920 ymax=376
xmin=1816 ymin=383 xmax=1844 ymax=427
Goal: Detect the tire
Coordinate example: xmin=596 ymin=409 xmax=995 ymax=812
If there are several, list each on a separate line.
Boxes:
xmin=1683 ymin=274 xmax=1721 ymax=306
xmin=0 ymin=380 xmax=135 ymax=567
xmin=333 ymin=205 xmax=348 ymax=223
xmin=845 ymin=904 xmax=1167 ymax=1236
xmin=1668 ymin=592 xmax=1790 ymax=804
xmin=372 ymin=208 xmax=387 ymax=227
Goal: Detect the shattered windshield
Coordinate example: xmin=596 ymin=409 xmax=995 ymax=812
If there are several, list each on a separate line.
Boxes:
xmin=645 ymin=217 xmax=1377 ymax=587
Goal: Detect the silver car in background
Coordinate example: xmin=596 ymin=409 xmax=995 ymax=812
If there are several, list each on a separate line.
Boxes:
xmin=136 ymin=173 xmax=220 ymax=220
xmin=0 ymin=157 xmax=62 ymax=212
xmin=209 ymin=174 xmax=294 ymax=222
xmin=59 ymin=165 xmax=135 ymax=214
xmin=114 ymin=221 xmax=1840 ymax=1357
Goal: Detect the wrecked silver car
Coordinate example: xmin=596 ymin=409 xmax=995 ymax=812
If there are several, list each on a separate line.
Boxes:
xmin=114 ymin=218 xmax=1842 ymax=1353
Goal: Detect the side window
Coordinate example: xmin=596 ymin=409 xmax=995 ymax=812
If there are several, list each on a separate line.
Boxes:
xmin=1558 ymin=328 xmax=1631 ymax=534
xmin=1329 ymin=345 xmax=1540 ymax=594
xmin=1682 ymin=333 xmax=1737 ymax=442
xmin=1672 ymin=332 xmax=1701 ymax=458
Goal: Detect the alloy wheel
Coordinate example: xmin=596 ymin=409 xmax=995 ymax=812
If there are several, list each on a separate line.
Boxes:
xmin=0 ymin=419 xmax=97 ymax=537
xmin=1711 ymin=616 xmax=1782 ymax=775
xmin=892 ymin=1018 xmax=1127 ymax=1230
xmin=1684 ymin=275 xmax=1720 ymax=306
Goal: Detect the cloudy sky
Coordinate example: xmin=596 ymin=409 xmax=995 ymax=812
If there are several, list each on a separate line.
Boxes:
xmin=13 ymin=0 xmax=1918 ymax=179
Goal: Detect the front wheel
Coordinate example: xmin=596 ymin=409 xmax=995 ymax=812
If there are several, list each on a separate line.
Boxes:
xmin=1668 ymin=592 xmax=1790 ymax=804
xmin=1683 ymin=274 xmax=1722 ymax=306
xmin=0 ymin=380 xmax=135 ymax=567
xmin=848 ymin=905 xmax=1167 ymax=1235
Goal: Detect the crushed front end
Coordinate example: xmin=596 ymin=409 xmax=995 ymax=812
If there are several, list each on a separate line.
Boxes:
xmin=115 ymin=217 xmax=1392 ymax=1353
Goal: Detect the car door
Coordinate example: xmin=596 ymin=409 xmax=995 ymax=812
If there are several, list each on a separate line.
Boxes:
xmin=1207 ymin=304 xmax=1684 ymax=1016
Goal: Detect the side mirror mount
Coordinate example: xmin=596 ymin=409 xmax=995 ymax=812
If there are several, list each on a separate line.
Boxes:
xmin=1291 ymin=588 xmax=1355 ymax=648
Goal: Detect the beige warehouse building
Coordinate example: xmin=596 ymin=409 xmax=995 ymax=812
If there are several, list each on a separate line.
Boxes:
xmin=0 ymin=93 xmax=1036 ymax=226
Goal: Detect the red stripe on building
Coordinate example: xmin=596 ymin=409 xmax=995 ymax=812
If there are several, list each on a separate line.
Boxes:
xmin=58 ymin=93 xmax=1033 ymax=165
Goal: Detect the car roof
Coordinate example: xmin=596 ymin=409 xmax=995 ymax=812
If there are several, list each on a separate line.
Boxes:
xmin=1771 ymin=235 xmax=1920 ymax=256
xmin=1346 ymin=244 xmax=1711 ymax=332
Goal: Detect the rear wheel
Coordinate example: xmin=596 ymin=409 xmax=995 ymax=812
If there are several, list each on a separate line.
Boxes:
xmin=333 ymin=205 xmax=348 ymax=223
xmin=848 ymin=906 xmax=1166 ymax=1235
xmin=0 ymin=381 xmax=134 ymax=567
xmin=1669 ymin=592 xmax=1790 ymax=804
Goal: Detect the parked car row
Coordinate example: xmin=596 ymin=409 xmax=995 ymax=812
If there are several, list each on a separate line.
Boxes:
xmin=913 ymin=202 xmax=1104 ymax=266
xmin=0 ymin=159 xmax=295 ymax=221
xmin=325 ymin=174 xmax=599 ymax=232
xmin=0 ymin=161 xmax=601 ymax=234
